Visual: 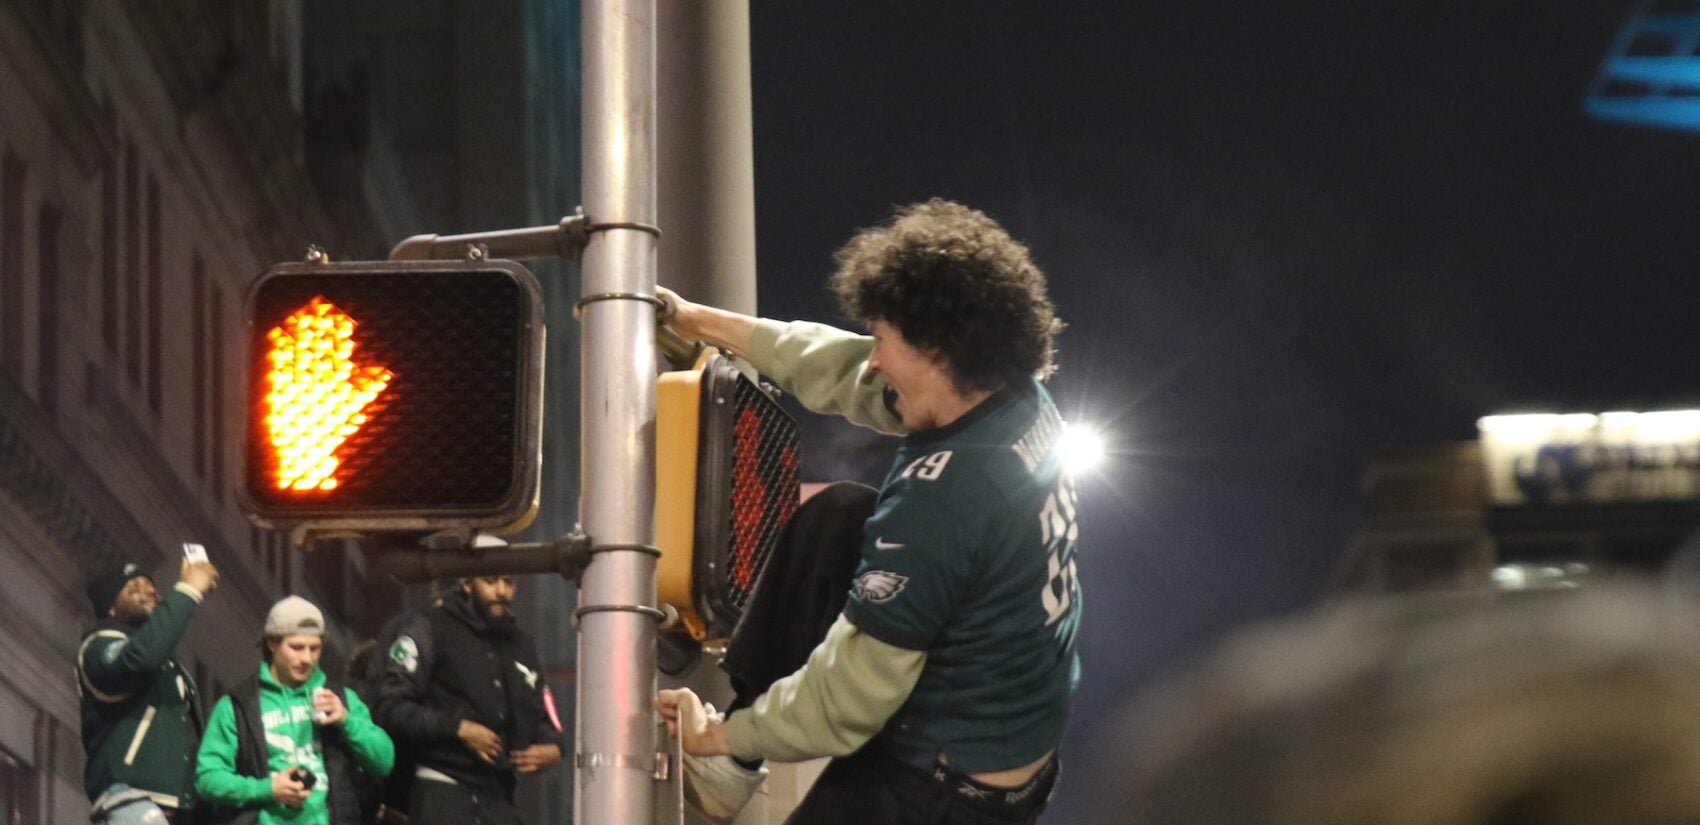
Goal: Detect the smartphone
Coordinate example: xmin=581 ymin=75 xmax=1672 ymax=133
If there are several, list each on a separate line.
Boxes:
xmin=314 ymin=687 xmax=334 ymax=722
xmin=182 ymin=542 xmax=209 ymax=564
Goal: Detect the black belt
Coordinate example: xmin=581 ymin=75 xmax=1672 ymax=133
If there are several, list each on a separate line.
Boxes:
xmin=920 ymin=754 xmax=1060 ymax=812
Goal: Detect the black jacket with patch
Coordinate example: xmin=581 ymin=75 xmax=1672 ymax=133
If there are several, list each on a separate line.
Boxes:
xmin=369 ymin=594 xmax=562 ymax=799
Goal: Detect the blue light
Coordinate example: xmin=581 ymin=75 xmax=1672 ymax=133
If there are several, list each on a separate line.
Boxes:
xmin=1585 ymin=6 xmax=1700 ymax=131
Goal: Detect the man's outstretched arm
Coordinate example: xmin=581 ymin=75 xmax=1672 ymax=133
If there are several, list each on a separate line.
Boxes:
xmin=656 ymin=615 xmax=924 ymax=762
xmin=658 ymin=287 xmax=904 ymax=435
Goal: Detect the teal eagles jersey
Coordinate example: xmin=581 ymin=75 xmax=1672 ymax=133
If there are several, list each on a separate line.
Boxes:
xmin=842 ymin=379 xmax=1083 ymax=773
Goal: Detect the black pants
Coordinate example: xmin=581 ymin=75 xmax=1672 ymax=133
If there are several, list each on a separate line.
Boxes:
xmin=724 ymin=481 xmax=879 ymax=709
xmin=407 ymin=780 xmax=524 ymax=825
xmin=784 ymin=744 xmax=1059 ymax=825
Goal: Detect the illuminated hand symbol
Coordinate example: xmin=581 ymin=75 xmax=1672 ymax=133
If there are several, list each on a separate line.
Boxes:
xmin=264 ymin=296 xmax=394 ymax=492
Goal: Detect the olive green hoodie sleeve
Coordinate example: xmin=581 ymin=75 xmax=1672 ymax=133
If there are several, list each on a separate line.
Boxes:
xmin=335 ymin=688 xmax=396 ymax=779
xmin=194 ymin=695 xmax=273 ymax=808
xmin=722 ymin=615 xmax=924 ymax=763
xmin=744 ymin=319 xmax=907 ymax=436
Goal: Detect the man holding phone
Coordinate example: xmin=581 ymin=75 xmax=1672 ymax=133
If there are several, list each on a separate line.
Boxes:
xmin=195 ymin=596 xmax=394 ymax=825
xmin=78 ymin=551 xmax=219 ymax=824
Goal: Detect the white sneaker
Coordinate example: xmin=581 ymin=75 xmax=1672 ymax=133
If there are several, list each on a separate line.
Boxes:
xmin=682 ymin=751 xmax=767 ymax=824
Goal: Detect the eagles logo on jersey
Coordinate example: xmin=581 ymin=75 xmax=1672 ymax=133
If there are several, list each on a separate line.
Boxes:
xmin=853 ymin=570 xmax=909 ymax=604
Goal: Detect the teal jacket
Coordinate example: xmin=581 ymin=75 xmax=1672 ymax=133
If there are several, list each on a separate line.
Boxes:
xmin=78 ymin=583 xmax=206 ymax=808
xmin=195 ymin=663 xmax=394 ymax=825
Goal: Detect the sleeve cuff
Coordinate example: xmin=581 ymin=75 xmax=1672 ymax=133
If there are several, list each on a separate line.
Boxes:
xmin=842 ymin=603 xmax=930 ymax=651
xmin=441 ymin=713 xmax=465 ymax=742
xmin=722 ymin=711 xmax=761 ymax=762
xmin=174 ymin=582 xmax=205 ymax=603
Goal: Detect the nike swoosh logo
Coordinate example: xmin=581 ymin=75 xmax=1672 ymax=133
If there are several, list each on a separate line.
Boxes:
xmin=874 ymin=538 xmax=905 ymax=551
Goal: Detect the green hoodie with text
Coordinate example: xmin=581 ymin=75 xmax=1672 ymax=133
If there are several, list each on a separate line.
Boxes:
xmin=195 ymin=663 xmax=393 ymax=825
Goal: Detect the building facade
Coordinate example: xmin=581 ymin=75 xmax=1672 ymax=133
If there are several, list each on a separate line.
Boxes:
xmin=0 ymin=1 xmax=405 ymax=821
xmin=1336 ymin=412 xmax=1700 ymax=595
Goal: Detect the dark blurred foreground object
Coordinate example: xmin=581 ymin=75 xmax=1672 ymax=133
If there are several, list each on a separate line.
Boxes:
xmin=1098 ymin=585 xmax=1700 ymax=825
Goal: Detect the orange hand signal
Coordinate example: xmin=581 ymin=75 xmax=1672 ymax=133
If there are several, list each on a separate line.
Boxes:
xmin=263 ymin=296 xmax=394 ymax=492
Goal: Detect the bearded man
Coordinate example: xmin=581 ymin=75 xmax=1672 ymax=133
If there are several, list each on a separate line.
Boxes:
xmin=371 ymin=572 xmax=564 ymax=825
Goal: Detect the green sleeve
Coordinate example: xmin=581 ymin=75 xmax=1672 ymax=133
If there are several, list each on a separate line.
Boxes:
xmin=194 ymin=696 xmax=273 ymax=807
xmin=82 ymin=586 xmax=200 ymax=695
xmin=338 ymin=688 xmax=396 ymax=779
xmin=745 ymin=320 xmax=907 ymax=436
xmin=722 ymin=615 xmax=925 ymax=763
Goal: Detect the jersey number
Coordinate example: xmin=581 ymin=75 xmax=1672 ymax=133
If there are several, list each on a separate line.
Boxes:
xmin=901 ymin=450 xmax=954 ymax=481
xmin=1040 ymin=473 xmax=1080 ymax=627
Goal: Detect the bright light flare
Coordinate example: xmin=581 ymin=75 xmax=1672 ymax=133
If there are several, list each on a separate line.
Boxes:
xmin=263 ymin=296 xmax=393 ymax=492
xmin=1479 ymin=409 xmax=1700 ymax=442
xmin=1058 ymin=422 xmax=1107 ymax=475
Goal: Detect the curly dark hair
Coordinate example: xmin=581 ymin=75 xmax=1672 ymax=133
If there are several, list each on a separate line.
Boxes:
xmin=830 ymin=199 xmax=1062 ymax=394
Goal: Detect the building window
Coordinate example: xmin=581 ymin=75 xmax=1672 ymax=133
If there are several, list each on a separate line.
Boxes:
xmin=0 ymin=748 xmax=38 ymax=825
xmin=38 ymin=203 xmax=60 ymax=415
xmin=146 ymin=175 xmax=162 ymax=416
xmin=192 ymin=254 xmax=207 ymax=476
xmin=306 ymin=549 xmax=347 ymax=620
xmin=189 ymin=265 xmax=227 ymax=497
xmin=250 ymin=527 xmax=267 ymax=583
xmin=1 ymin=147 xmax=24 ymax=371
xmin=276 ymin=533 xmax=292 ymax=592
xmin=101 ymin=107 xmax=117 ymax=353
xmin=123 ymin=140 xmax=140 ymax=388
xmin=212 ymin=282 xmax=229 ymax=500
xmin=255 ymin=527 xmax=291 ymax=590
xmin=210 ymin=285 xmax=226 ymax=499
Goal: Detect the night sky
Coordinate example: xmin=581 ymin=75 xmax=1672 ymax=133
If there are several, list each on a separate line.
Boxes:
xmin=745 ymin=1 xmax=1700 ymax=818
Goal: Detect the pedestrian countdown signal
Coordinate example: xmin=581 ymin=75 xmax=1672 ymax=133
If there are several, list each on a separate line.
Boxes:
xmin=239 ymin=260 xmax=545 ymax=535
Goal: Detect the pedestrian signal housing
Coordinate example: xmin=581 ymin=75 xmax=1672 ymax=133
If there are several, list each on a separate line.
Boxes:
xmin=656 ymin=353 xmax=801 ymax=641
xmin=239 ymin=260 xmax=544 ymax=535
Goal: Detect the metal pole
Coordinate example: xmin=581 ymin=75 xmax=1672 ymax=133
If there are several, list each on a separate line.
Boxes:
xmin=657 ymin=0 xmax=758 ymax=314
xmin=655 ymin=5 xmax=766 ymax=822
xmin=577 ymin=0 xmax=660 ymax=823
